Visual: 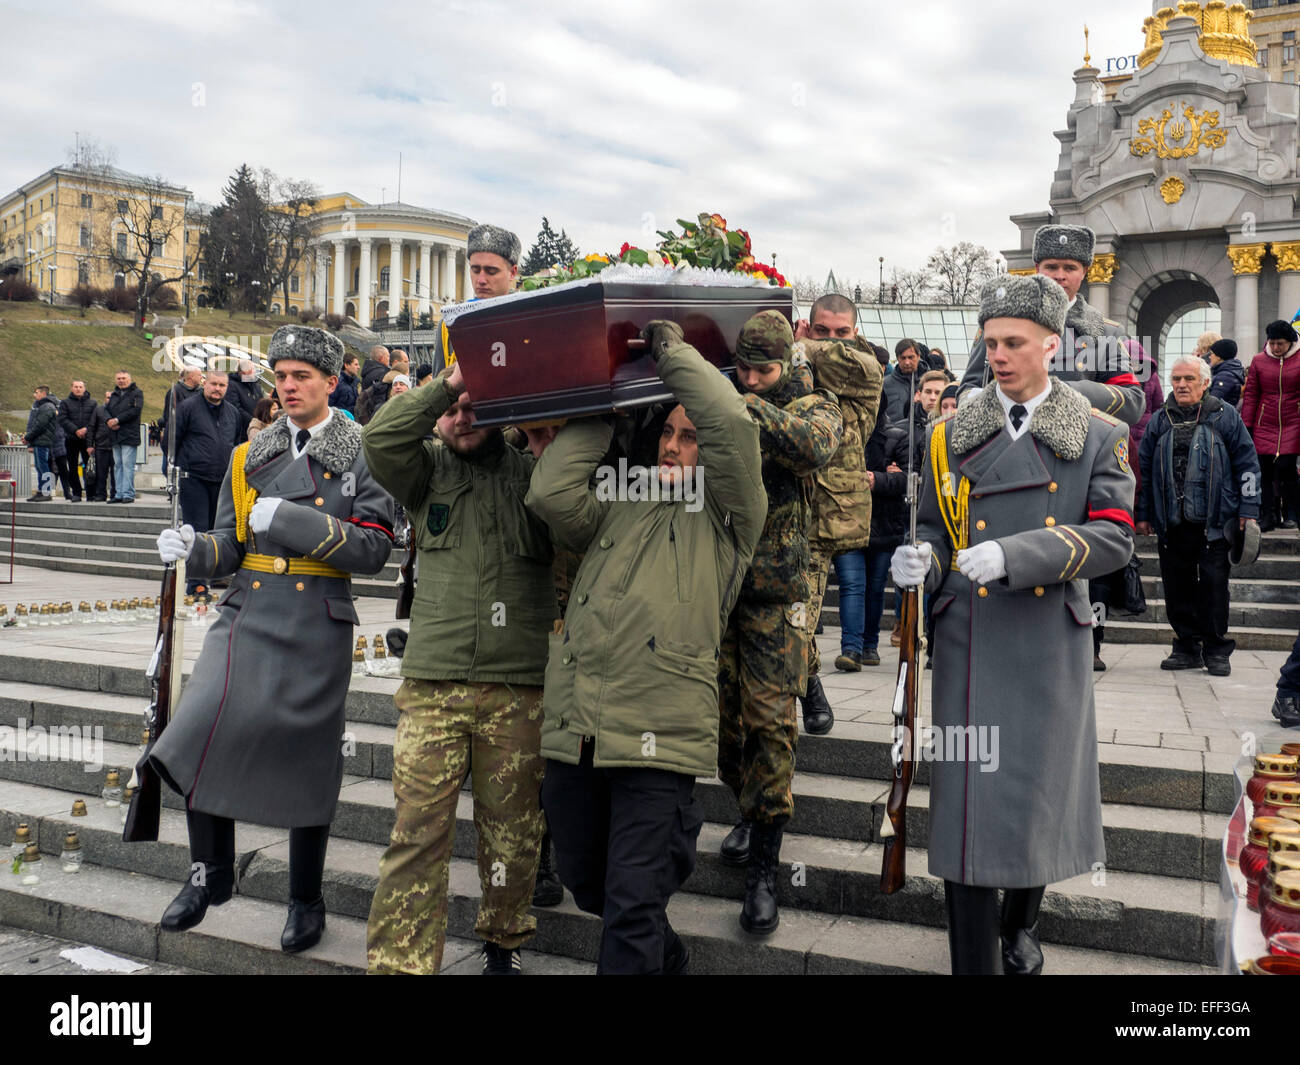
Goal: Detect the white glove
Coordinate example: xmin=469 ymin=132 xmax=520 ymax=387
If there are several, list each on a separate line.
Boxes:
xmin=890 ymin=542 xmax=932 ymax=588
xmin=956 ymin=541 xmax=1006 ymax=585
xmin=248 ymin=496 xmax=284 ymax=534
xmin=157 ymin=525 xmax=195 ymax=563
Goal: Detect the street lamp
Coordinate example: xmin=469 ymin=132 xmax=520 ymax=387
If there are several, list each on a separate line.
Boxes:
xmin=47 ymin=264 xmax=56 ymax=306
xmin=878 ymin=256 xmax=884 ymax=296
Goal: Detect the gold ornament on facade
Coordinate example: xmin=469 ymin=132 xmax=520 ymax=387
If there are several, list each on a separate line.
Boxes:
xmin=1130 ymin=104 xmax=1228 ymax=159
xmin=1159 ymin=177 xmax=1187 ymax=204
xmin=1007 ymin=267 xmax=1037 ymax=277
xmin=1087 ymin=254 xmax=1118 ymax=284
xmin=1138 ymin=2 xmax=1256 ymax=69
xmin=1272 ymin=242 xmax=1300 ymax=273
xmin=1226 ymin=243 xmax=1268 ymax=275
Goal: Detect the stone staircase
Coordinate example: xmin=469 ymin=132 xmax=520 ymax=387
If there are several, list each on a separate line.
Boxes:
xmin=0 ymin=638 xmax=1225 ymax=974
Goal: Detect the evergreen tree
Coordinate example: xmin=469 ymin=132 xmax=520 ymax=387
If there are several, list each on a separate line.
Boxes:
xmin=203 ymin=164 xmax=271 ymax=310
xmin=520 ymin=217 xmax=579 ymax=275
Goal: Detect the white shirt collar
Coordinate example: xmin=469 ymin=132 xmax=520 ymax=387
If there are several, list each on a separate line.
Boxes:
xmin=1067 ymin=295 xmax=1077 ymax=310
xmin=288 ymin=408 xmax=333 ymax=459
xmin=996 ymin=382 xmax=1051 ymax=441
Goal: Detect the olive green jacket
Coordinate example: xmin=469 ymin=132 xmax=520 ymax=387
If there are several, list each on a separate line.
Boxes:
xmin=362 ymin=380 xmax=557 ymax=685
xmin=526 ymin=341 xmax=767 ymax=776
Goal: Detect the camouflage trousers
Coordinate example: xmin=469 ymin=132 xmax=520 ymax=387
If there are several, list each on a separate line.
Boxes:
xmin=366 ymin=679 xmax=546 ymax=974
xmin=803 ymin=545 xmax=834 ymax=679
xmin=717 ymin=599 xmax=807 ymax=825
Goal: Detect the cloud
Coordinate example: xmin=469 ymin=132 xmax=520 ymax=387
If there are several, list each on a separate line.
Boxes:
xmin=2 ymin=0 xmax=1143 ymax=283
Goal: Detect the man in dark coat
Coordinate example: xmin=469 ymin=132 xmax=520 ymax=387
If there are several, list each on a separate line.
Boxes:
xmin=329 ymin=353 xmax=360 ymax=412
xmin=961 ymin=224 xmax=1144 ymax=427
xmin=173 ymin=371 xmax=242 ymax=593
xmin=862 ymin=397 xmax=911 ymax=666
xmin=23 ymin=386 xmax=58 ymax=501
xmin=360 ymin=345 xmax=390 ymax=390
xmin=150 ymin=325 xmax=395 ymax=954
xmin=86 ymin=390 xmax=115 ymax=502
xmin=892 ymin=274 xmax=1135 ymax=976
xmin=1136 ymin=354 xmax=1260 ymax=677
xmin=882 ymin=340 xmax=921 ymax=426
xmin=58 ymin=380 xmax=96 ymax=501
xmin=223 ymin=359 xmax=265 ymax=437
xmin=105 ymin=370 xmax=144 ymax=503
xmin=1208 ymin=339 xmax=1245 ymax=408
xmin=159 ymin=369 xmax=203 ymax=462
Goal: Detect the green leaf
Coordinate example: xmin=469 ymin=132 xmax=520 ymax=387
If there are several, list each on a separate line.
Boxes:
xmin=625 ymin=248 xmax=650 ymax=266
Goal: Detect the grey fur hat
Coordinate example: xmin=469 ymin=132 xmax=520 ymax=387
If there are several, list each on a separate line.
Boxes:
xmin=267 ymin=325 xmax=344 ymax=377
xmin=978 ymin=275 xmax=1069 ymax=335
xmin=467 ymin=223 xmax=521 ymax=266
xmin=1032 ymin=223 xmax=1095 ymax=266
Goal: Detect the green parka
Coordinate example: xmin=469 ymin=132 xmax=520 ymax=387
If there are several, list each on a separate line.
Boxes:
xmin=362 ymin=380 xmax=557 ymax=685
xmin=526 ymin=340 xmax=767 ymax=776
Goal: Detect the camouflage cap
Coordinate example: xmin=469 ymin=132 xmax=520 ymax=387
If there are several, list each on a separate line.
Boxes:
xmin=467 ymin=223 xmax=521 ymax=266
xmin=267 ymin=325 xmax=344 ymax=376
xmin=978 ymin=274 xmax=1068 ymax=336
xmin=1032 ymin=223 xmax=1095 ymax=267
xmin=735 ymin=309 xmax=794 ymax=367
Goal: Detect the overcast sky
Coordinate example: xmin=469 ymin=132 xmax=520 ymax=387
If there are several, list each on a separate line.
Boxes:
xmin=6 ymin=0 xmax=1148 ymax=286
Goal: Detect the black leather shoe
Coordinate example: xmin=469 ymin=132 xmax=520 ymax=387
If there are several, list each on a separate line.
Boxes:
xmin=531 ymin=834 xmax=563 ymax=908
xmin=281 ymin=896 xmax=326 ymax=953
xmin=1205 ymin=655 xmax=1231 ymax=677
xmin=160 ymin=863 xmax=234 ymax=931
xmin=739 ymin=823 xmax=783 ymax=935
xmin=1160 ymin=651 xmax=1203 ymax=670
xmin=1093 ymin=655 xmax=1107 ymax=672
xmin=1272 ymin=693 xmax=1300 ymax=728
xmin=801 ymin=676 xmax=834 ymax=736
xmin=1001 ymin=924 xmax=1045 ymax=975
xmin=385 ymin=627 xmax=408 ymax=659
xmin=663 ymin=925 xmax=690 ymax=975
xmin=862 ymin=648 xmax=881 ymax=667
xmin=720 ymin=820 xmax=751 ymax=866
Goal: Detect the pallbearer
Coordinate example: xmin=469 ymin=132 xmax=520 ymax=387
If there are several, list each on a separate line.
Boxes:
xmin=151 ymin=326 xmax=395 ymax=953
xmin=891 ymin=276 xmax=1134 ymax=974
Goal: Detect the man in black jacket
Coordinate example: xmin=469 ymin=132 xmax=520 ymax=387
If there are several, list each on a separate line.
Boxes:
xmin=159 ymin=368 xmax=203 ymax=473
xmin=1208 ymin=339 xmax=1245 ymax=408
xmin=87 ymin=391 xmax=116 ymax=502
xmin=23 ymin=387 xmax=59 ymax=501
xmin=58 ymin=380 xmax=96 ymax=501
xmin=173 ymin=371 xmax=242 ymax=592
xmin=225 ymin=359 xmax=264 ymax=435
xmin=106 ymin=370 xmax=145 ymax=503
xmin=360 ymin=345 xmax=390 ymax=390
xmin=330 ymin=354 xmax=361 ymax=412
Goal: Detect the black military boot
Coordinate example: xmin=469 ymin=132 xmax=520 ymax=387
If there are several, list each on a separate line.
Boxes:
xmin=720 ymin=820 xmax=751 ymax=866
xmin=1000 ymin=886 xmax=1046 ymax=975
xmin=160 ymin=862 xmax=234 ymax=932
xmin=944 ymin=881 xmax=1000 ymax=975
xmin=801 ymin=676 xmax=834 ymax=736
xmin=532 ymin=831 xmax=563 ymax=907
xmin=281 ymin=896 xmax=326 ymax=953
xmin=1273 ymin=693 xmax=1300 ymax=729
xmin=739 ymin=822 xmax=783 ymax=935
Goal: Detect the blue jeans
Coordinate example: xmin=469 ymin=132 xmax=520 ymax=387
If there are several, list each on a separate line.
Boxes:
xmin=32 ymin=447 xmax=52 ymax=496
xmin=863 ymin=544 xmax=895 ymax=651
xmin=832 ymin=550 xmax=866 ymax=656
xmin=112 ymin=443 xmax=137 ymax=500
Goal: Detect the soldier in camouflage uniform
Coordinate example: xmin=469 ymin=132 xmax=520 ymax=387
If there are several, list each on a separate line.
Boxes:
xmin=794 ymin=295 xmax=884 ymax=734
xmin=362 ymin=360 xmax=557 ymax=975
xmin=717 ymin=309 xmax=843 ymax=935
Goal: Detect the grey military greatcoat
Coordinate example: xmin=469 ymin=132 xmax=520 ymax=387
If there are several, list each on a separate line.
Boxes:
xmin=917 ymin=380 xmax=1135 ymax=887
xmin=151 ymin=413 xmax=395 ymax=827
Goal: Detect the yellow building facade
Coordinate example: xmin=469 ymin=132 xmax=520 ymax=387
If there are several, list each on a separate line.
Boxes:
xmin=0 ymin=165 xmax=195 ymax=303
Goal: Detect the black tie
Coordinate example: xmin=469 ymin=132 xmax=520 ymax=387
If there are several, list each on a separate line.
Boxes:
xmin=296 ymin=428 xmax=311 ymax=453
xmin=1010 ymin=405 xmax=1027 ymax=431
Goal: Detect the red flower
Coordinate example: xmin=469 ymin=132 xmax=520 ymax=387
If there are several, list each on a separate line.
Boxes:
xmin=619 ymin=242 xmax=631 ymax=256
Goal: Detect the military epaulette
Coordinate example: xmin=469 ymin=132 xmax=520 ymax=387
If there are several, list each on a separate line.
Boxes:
xmin=1090 ymin=409 xmax=1122 ymax=428
xmin=1103 ymin=317 xmax=1122 ymax=329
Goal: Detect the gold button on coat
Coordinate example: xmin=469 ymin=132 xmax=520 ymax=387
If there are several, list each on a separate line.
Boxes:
xmin=251 ymin=581 xmax=261 ymax=590
xmin=295 ymin=581 xmax=304 ymax=591
xmin=272 ymin=557 xmax=287 ymax=573
xmin=1034 ymin=586 xmax=1045 ymax=597
xmin=1045 ymin=517 xmax=1056 ymax=527
xmin=977 ymin=587 xmax=989 ymax=598
xmin=1048 ymin=482 xmax=1058 ymax=493
xmin=976 ymin=519 xmax=986 ymax=531
xmin=323 ymin=472 xmax=331 ymax=479
xmin=315 ymin=497 xmax=325 ymax=506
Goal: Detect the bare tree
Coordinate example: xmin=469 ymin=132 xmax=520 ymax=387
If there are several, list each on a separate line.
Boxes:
xmin=98 ymin=175 xmax=201 ymax=326
xmin=260 ymin=169 xmax=319 ymax=315
xmin=891 ymin=267 xmax=936 ymax=304
xmin=925 ymin=241 xmax=997 ymax=305
xmin=790 ymin=275 xmax=822 ymax=302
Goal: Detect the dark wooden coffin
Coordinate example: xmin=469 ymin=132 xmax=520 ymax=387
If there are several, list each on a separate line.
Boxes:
xmin=444 ymin=278 xmax=793 ymax=427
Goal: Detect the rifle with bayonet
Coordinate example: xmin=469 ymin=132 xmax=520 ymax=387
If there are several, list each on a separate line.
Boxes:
xmin=881 ymin=366 xmax=923 ymax=893
xmin=123 ymin=386 xmax=186 ymax=842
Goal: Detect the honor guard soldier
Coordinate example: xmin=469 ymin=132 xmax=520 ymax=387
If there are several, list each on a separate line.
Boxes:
xmin=429 ymin=223 xmax=520 ymax=370
xmin=716 ymin=310 xmax=842 ymax=935
xmin=363 ymin=356 xmax=558 ymax=975
xmin=892 ymin=275 xmax=1135 ymax=975
xmin=151 ymin=325 xmax=396 ymax=954
xmin=962 ymin=224 xmax=1144 ymax=427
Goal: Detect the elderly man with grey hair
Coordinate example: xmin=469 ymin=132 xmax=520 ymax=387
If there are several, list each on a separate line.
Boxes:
xmin=1136 ymin=353 xmax=1261 ymax=677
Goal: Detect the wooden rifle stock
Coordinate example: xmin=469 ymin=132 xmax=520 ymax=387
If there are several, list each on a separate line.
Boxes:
xmin=880 ymin=581 xmax=920 ymax=893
